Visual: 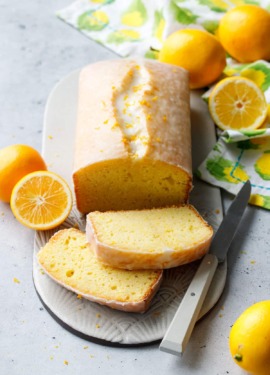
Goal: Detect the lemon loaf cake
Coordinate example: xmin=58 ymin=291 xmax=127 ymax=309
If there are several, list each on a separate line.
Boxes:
xmin=37 ymin=228 xmax=163 ymax=312
xmin=86 ymin=205 xmax=213 ymax=270
xmin=73 ymin=59 xmax=192 ymax=214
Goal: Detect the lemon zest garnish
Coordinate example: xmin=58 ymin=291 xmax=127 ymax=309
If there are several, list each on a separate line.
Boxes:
xmin=139 ymin=100 xmax=151 ymax=108
xmin=125 ymin=123 xmax=133 ymax=128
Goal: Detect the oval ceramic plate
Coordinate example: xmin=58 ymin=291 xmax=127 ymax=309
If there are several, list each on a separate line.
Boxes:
xmin=33 ymin=68 xmax=226 ymax=346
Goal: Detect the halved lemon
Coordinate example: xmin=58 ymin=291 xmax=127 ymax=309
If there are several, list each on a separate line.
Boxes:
xmin=209 ymin=76 xmax=268 ymax=131
xmin=10 ymin=171 xmax=72 ymax=230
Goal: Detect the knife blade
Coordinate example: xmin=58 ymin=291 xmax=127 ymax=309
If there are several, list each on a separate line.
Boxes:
xmin=159 ymin=180 xmax=251 ymax=356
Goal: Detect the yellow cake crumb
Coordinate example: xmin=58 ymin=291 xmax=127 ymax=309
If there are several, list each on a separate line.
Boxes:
xmin=13 ymin=277 xmax=20 ymax=284
xmin=37 ymin=228 xmax=162 ymax=312
xmin=87 ymin=206 xmax=213 ymax=270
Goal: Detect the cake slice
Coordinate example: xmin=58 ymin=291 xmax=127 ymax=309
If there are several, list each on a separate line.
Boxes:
xmin=37 ymin=228 xmax=163 ymax=313
xmin=86 ymin=205 xmax=213 ymax=270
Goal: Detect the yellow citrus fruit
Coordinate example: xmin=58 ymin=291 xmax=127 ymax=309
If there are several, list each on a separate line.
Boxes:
xmin=229 ymin=301 xmax=270 ymax=375
xmin=0 ymin=144 xmax=47 ymax=203
xmin=209 ymin=76 xmax=268 ymax=131
xmin=158 ymin=29 xmax=226 ymax=89
xmin=10 ymin=171 xmax=72 ymax=230
xmin=218 ymin=5 xmax=270 ymax=63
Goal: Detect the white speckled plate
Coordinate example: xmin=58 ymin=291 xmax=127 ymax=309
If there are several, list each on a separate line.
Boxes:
xmin=33 ymin=67 xmax=226 ymax=346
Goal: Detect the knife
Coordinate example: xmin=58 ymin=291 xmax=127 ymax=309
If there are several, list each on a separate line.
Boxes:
xmin=159 ymin=180 xmax=251 ymax=356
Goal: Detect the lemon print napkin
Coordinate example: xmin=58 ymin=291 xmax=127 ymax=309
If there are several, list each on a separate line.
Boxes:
xmin=57 ymin=0 xmax=270 ymax=58
xmin=197 ymin=60 xmax=270 ymax=210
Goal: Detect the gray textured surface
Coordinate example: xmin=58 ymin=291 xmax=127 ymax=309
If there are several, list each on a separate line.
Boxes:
xmin=0 ymin=1 xmax=269 ymax=374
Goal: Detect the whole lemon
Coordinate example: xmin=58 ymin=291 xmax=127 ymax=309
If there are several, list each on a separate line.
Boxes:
xmin=158 ymin=29 xmax=226 ymax=89
xmin=218 ymin=5 xmax=270 ymax=63
xmin=0 ymin=144 xmax=47 ymax=203
xmin=229 ymin=300 xmax=270 ymax=375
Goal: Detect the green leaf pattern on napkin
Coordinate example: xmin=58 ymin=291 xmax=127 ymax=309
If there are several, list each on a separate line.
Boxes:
xmin=78 ymin=10 xmax=109 ymax=31
xmin=197 ymin=134 xmax=270 ymax=209
xmin=153 ymin=10 xmax=165 ymax=43
xmin=57 ymin=0 xmax=270 ymax=58
xmin=107 ymin=29 xmax=141 ymax=44
xmin=206 ymin=156 xmax=249 ymax=184
xmin=255 ymin=151 xmax=270 ymax=180
xmin=170 ymin=2 xmax=198 ymax=24
xmin=121 ymin=0 xmax=148 ymax=27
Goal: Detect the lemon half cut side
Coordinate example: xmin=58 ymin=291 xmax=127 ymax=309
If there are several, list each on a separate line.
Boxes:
xmin=209 ymin=76 xmax=268 ymax=131
xmin=10 ymin=171 xmax=73 ymax=231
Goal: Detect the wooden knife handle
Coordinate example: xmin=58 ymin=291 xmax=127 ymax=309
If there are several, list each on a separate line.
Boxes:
xmin=159 ymin=253 xmax=219 ymax=356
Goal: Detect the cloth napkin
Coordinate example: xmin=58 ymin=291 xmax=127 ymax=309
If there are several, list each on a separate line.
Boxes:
xmin=57 ymin=0 xmax=270 ymax=209
xmin=197 ymin=59 xmax=270 ymax=210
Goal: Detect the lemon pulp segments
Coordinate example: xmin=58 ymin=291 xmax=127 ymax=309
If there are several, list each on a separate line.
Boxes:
xmin=209 ymin=77 xmax=267 ymax=131
xmin=10 ymin=171 xmax=72 ymax=230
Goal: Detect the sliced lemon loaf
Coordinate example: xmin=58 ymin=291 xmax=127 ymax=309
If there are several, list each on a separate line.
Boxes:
xmin=73 ymin=59 xmax=192 ymax=214
xmin=37 ymin=228 xmax=163 ymax=313
xmin=86 ymin=205 xmax=213 ymax=270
